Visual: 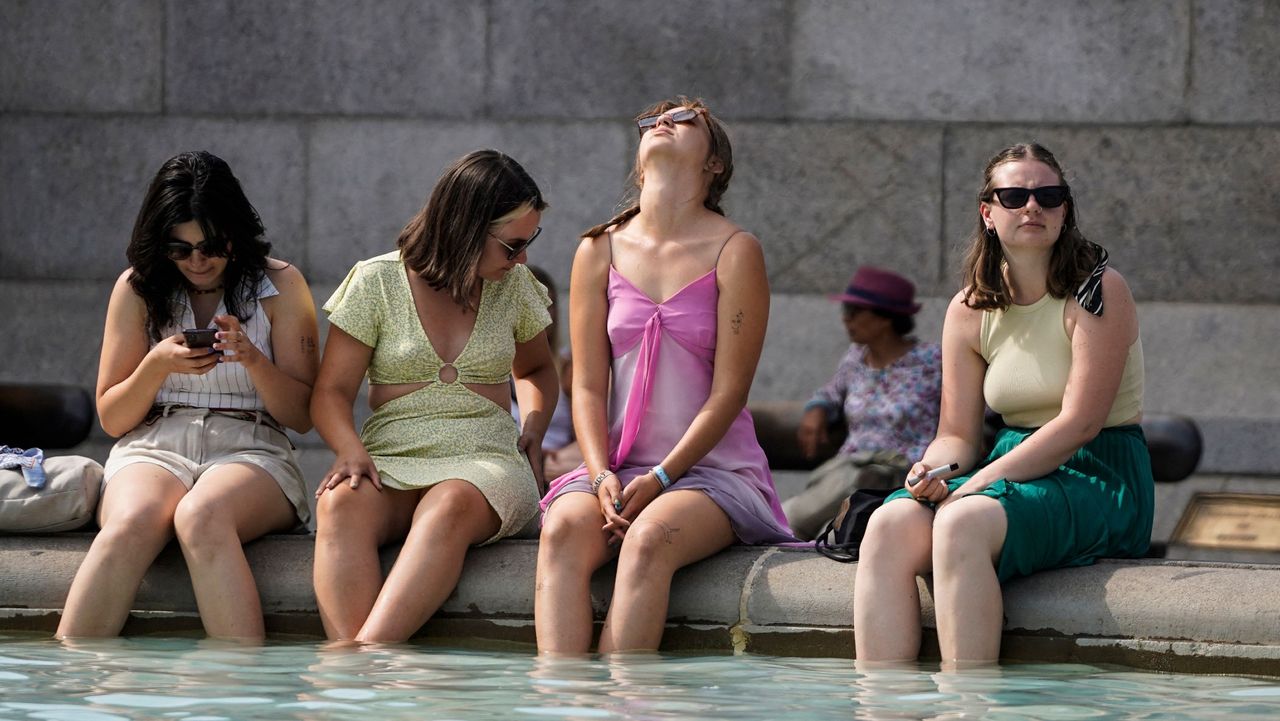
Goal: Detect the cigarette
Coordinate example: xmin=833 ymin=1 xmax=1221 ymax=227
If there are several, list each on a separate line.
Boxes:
xmin=907 ymin=462 xmax=960 ymax=487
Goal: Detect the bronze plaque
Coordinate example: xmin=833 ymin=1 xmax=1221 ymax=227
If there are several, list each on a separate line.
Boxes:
xmin=1171 ymin=493 xmax=1280 ymax=551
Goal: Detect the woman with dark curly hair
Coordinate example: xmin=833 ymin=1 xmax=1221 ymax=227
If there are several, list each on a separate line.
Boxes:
xmin=854 ymin=143 xmax=1152 ymax=665
xmin=57 ymin=151 xmax=319 ymax=640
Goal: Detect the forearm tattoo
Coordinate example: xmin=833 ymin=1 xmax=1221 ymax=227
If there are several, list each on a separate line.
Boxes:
xmin=731 ymin=310 xmax=744 ymax=335
xmin=301 ymin=335 xmax=317 ymax=354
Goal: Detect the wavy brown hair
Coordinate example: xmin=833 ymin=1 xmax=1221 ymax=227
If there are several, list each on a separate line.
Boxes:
xmin=584 ymin=95 xmax=734 ymax=238
xmin=398 ymin=150 xmax=546 ymax=309
xmin=960 ymin=143 xmax=1100 ymax=311
xmin=127 ymin=151 xmax=270 ymax=341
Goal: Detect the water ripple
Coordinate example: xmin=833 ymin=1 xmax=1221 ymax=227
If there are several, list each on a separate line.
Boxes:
xmin=0 ymin=635 xmax=1275 ymax=720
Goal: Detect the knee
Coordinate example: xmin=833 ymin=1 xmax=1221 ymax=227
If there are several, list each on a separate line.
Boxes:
xmin=539 ymin=508 xmax=597 ymax=552
xmin=860 ymin=503 xmax=930 ymax=561
xmin=314 ymin=486 xmax=373 ymax=539
xmin=407 ymin=481 xmax=491 ymax=545
xmin=426 ymin=482 xmax=481 ymax=517
xmin=417 ymin=482 xmax=489 ymax=537
xmin=932 ymin=503 xmax=1002 ymax=568
xmin=931 ymin=507 xmax=965 ymax=549
xmin=97 ymin=502 xmax=175 ymax=550
xmin=173 ymin=495 xmax=236 ymax=545
xmin=615 ymin=521 xmax=678 ymax=578
xmin=537 ymin=508 xmax=602 ymax=580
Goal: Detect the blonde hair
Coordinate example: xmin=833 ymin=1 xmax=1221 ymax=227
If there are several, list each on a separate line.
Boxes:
xmin=491 ymin=201 xmax=535 ymax=227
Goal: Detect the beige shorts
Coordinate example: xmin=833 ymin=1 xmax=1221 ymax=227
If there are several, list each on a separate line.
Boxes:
xmin=104 ymin=406 xmax=310 ymax=525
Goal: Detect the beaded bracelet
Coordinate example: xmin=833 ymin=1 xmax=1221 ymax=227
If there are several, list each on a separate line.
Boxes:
xmin=652 ymin=464 xmax=673 ymax=489
xmin=591 ymin=469 xmax=614 ymax=493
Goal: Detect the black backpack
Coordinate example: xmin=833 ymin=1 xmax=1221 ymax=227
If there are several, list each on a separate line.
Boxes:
xmin=814 ymin=488 xmax=895 ymax=563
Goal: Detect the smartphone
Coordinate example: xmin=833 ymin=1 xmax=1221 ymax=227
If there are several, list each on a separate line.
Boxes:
xmin=182 ymin=328 xmax=218 ymax=348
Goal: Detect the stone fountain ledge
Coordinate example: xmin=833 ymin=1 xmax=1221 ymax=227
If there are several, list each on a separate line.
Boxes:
xmin=1 ymin=535 xmax=1277 ymax=676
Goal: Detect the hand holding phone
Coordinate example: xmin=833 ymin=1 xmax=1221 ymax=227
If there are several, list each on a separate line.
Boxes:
xmin=182 ymin=328 xmax=218 ymax=349
xmin=160 ymin=329 xmax=220 ymax=376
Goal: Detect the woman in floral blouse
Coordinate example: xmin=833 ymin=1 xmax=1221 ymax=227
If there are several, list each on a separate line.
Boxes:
xmin=784 ymin=266 xmax=941 ymax=540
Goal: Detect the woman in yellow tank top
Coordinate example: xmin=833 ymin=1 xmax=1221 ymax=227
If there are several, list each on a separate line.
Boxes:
xmin=854 ymin=143 xmax=1154 ymax=666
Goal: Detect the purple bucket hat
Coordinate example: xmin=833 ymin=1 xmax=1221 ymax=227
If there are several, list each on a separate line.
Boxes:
xmin=829 ymin=266 xmax=921 ymax=316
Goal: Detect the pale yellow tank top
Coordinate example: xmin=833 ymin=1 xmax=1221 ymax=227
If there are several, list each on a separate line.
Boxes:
xmin=980 ymin=293 xmax=1143 ymax=428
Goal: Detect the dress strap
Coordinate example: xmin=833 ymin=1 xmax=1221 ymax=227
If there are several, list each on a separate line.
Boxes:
xmin=714 ymin=229 xmax=746 ymax=266
xmin=606 ymin=230 xmax=615 ymax=265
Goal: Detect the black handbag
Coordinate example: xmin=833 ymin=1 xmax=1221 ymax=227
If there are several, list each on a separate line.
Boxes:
xmin=814 ymin=488 xmax=895 ymax=563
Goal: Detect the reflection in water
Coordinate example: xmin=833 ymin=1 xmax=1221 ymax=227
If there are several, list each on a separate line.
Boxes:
xmin=0 ymin=634 xmax=1275 ymax=720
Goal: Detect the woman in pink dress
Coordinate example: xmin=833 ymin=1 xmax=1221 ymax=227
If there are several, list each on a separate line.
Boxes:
xmin=536 ymin=97 xmax=795 ymax=654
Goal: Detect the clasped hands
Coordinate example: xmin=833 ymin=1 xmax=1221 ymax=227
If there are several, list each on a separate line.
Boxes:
xmin=595 ymin=470 xmax=662 ymax=545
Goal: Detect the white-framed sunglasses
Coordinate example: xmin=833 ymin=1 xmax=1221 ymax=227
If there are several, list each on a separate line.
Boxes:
xmin=636 ymin=108 xmax=701 ymax=136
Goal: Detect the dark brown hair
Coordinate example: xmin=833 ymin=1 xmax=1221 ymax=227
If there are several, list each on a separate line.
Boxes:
xmin=960 ymin=143 xmax=1100 ymax=311
xmin=583 ymin=96 xmax=734 ymax=238
xmin=527 ymin=264 xmax=559 ymax=354
xmin=127 ymin=151 xmax=270 ymax=341
xmin=398 ymin=150 xmax=546 ymax=309
xmin=842 ymin=303 xmax=916 ymax=338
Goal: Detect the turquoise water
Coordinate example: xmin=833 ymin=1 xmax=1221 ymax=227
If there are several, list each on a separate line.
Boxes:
xmin=1 ymin=634 xmax=1278 ymax=720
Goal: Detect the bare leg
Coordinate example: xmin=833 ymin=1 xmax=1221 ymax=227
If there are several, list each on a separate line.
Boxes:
xmin=355 ymin=480 xmax=501 ymax=643
xmin=598 ymin=490 xmax=735 ymax=653
xmin=853 ymin=499 xmax=935 ymax=661
xmin=172 ymin=462 xmax=298 ymax=641
xmin=313 ymin=484 xmax=417 ymax=640
xmin=56 ymin=464 xmax=187 ymax=638
xmin=932 ymin=496 xmax=1007 ymax=665
xmin=535 ymin=492 xmax=615 ymax=654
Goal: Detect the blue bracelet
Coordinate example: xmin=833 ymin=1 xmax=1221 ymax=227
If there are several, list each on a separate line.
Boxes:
xmin=652 ymin=464 xmax=673 ymax=489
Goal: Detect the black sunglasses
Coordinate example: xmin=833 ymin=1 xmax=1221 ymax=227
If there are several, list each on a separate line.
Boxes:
xmin=492 ymin=226 xmax=541 ymax=261
xmin=164 ymin=238 xmax=229 ymax=261
xmin=636 ymin=108 xmax=700 ymax=136
xmin=989 ymin=186 xmax=1070 ymax=210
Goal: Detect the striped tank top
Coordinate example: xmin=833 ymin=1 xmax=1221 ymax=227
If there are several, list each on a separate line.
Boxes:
xmin=154 ymin=276 xmax=278 ymax=411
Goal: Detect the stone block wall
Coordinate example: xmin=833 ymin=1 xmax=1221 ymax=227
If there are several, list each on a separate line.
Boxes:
xmin=2 ymin=0 xmax=1277 ymax=477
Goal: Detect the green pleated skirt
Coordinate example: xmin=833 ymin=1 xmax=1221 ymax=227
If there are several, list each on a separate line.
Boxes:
xmin=884 ymin=425 xmax=1155 ymax=582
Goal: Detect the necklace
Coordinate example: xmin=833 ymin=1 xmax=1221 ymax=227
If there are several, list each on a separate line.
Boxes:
xmin=189 ymin=284 xmax=224 ymax=296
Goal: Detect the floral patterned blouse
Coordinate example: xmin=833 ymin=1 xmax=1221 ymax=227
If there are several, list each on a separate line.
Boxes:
xmin=807 ymin=341 xmax=942 ymax=462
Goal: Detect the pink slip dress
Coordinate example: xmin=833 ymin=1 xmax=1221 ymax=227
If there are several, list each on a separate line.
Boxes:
xmin=540 ymin=260 xmax=796 ymax=545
